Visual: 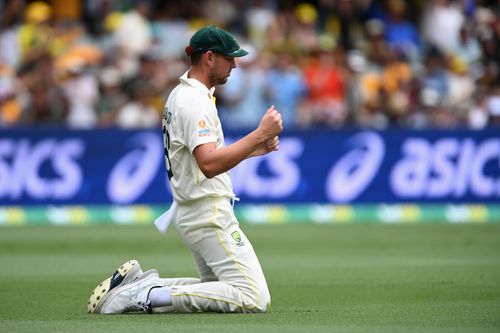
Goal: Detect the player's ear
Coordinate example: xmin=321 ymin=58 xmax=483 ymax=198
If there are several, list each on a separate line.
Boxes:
xmin=205 ymin=51 xmax=215 ymax=65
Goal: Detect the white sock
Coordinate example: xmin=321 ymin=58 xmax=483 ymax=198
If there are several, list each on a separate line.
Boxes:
xmin=148 ymin=286 xmax=172 ymax=307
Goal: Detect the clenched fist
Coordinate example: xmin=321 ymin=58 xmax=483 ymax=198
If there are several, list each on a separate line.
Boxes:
xmin=257 ymin=105 xmax=283 ymax=141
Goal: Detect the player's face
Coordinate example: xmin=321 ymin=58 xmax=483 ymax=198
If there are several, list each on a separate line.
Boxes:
xmin=210 ymin=53 xmax=236 ymax=86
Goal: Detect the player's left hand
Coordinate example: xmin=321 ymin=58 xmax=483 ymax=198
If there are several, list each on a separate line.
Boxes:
xmin=251 ymin=136 xmax=279 ymax=157
xmin=266 ymin=136 xmax=280 ymax=152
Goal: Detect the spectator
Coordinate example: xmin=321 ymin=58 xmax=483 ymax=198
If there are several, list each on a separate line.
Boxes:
xmin=115 ymin=82 xmax=159 ymax=128
xmin=60 ymin=58 xmax=99 ymax=128
xmin=363 ymin=19 xmax=392 ymax=70
xmin=420 ymin=47 xmax=449 ymax=107
xmin=467 ymin=88 xmax=489 ymax=129
xmin=0 ymin=75 xmax=22 ymax=126
xmin=326 ymin=0 xmax=364 ymax=51
xmin=122 ymin=49 xmax=168 ymax=116
xmin=245 ymin=0 xmax=277 ymax=50
xmin=266 ymin=48 xmax=308 ymax=128
xmin=82 ymin=0 xmax=121 ymax=37
xmin=289 ymin=3 xmax=321 ymax=53
xmin=152 ymin=4 xmax=191 ymax=60
xmin=380 ymin=50 xmax=413 ymax=125
xmin=486 ymin=86 xmax=500 ymax=126
xmin=446 ymin=55 xmax=475 ymax=121
xmin=17 ymin=1 xmax=54 ymax=62
xmin=344 ymin=50 xmax=366 ymax=123
xmin=0 ymin=0 xmax=23 ymax=69
xmin=114 ymin=0 xmax=152 ymax=59
xmin=96 ymin=67 xmax=127 ymax=127
xmin=301 ymin=41 xmax=347 ymax=127
xmin=18 ymin=55 xmax=68 ymax=125
xmin=383 ymin=0 xmax=422 ymax=61
xmin=476 ymin=17 xmax=500 ymax=88
xmin=202 ymin=0 xmax=238 ymax=30
xmin=422 ymin=0 xmax=465 ymax=54
xmin=456 ymin=23 xmax=482 ymax=69
xmin=409 ymin=87 xmax=456 ymax=128
xmin=345 ymin=49 xmax=388 ymax=129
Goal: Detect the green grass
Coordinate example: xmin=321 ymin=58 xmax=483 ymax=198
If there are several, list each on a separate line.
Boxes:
xmin=0 ymin=224 xmax=499 ymax=333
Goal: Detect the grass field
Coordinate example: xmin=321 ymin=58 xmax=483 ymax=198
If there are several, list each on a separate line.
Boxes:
xmin=0 ymin=223 xmax=499 ymax=333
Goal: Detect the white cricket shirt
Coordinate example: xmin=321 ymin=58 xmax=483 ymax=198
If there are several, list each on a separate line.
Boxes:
xmin=162 ymin=71 xmax=235 ymax=204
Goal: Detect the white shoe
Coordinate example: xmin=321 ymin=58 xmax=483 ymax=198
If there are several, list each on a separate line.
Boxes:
xmin=88 ymin=260 xmax=143 ymax=313
xmin=96 ymin=270 xmax=163 ymax=314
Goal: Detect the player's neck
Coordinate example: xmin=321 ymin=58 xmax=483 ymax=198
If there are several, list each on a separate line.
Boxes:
xmin=187 ymin=69 xmax=213 ymax=90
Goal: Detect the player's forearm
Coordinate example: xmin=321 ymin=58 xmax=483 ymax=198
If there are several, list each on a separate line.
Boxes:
xmin=197 ymin=130 xmax=266 ymax=178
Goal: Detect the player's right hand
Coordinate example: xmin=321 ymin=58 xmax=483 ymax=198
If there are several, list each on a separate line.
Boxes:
xmin=257 ymin=105 xmax=283 ymax=140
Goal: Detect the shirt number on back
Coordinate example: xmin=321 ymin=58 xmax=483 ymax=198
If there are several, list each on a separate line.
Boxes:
xmin=162 ymin=125 xmax=174 ymax=180
xmin=162 ymin=108 xmax=174 ymax=180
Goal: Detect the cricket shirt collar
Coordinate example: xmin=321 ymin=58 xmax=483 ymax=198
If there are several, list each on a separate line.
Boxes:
xmin=180 ymin=71 xmax=216 ymax=99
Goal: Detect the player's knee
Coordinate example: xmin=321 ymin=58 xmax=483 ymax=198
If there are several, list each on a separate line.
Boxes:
xmin=236 ymin=279 xmax=271 ymax=313
xmin=249 ymin=285 xmax=271 ymax=313
xmin=257 ymin=288 xmax=271 ymax=313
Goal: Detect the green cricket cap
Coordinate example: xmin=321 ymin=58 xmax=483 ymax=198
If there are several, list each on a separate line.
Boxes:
xmin=187 ymin=26 xmax=248 ymax=58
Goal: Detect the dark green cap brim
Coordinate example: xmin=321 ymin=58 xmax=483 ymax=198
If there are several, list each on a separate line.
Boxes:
xmin=212 ymin=46 xmax=248 ymax=58
xmin=226 ymin=48 xmax=248 ymax=57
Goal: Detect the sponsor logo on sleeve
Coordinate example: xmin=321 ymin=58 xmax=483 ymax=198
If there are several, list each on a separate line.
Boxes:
xmin=198 ymin=120 xmax=211 ymax=137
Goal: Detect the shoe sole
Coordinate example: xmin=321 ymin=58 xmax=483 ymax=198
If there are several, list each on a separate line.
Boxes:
xmin=88 ymin=260 xmax=141 ymax=314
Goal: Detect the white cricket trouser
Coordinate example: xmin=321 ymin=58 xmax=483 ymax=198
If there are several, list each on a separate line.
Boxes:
xmin=160 ymin=196 xmax=270 ymax=313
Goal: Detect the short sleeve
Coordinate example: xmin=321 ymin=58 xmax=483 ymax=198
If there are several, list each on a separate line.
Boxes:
xmin=181 ymin=99 xmax=218 ymax=153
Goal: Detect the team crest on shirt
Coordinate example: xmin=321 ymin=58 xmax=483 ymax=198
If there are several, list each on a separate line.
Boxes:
xmin=197 ymin=119 xmax=211 ymax=137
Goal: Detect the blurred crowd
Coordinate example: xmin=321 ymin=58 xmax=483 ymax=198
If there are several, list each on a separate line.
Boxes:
xmin=1 ymin=0 xmax=500 ymax=130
